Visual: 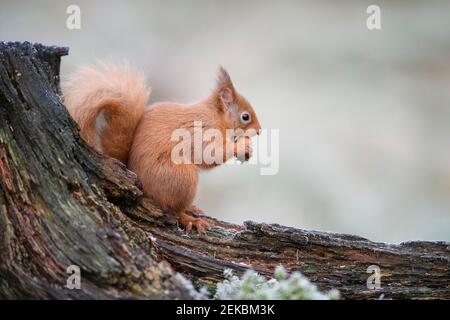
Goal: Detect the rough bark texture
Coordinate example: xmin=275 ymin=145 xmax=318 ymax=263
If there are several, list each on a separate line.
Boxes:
xmin=0 ymin=42 xmax=449 ymax=300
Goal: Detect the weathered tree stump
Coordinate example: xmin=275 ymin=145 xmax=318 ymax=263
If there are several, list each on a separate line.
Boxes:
xmin=0 ymin=42 xmax=448 ymax=299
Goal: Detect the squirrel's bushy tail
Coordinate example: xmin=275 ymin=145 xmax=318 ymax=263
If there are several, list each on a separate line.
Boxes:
xmin=63 ymin=62 xmax=150 ymax=163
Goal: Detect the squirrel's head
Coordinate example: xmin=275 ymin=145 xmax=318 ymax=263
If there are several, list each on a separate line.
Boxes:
xmin=215 ymin=67 xmax=261 ymax=137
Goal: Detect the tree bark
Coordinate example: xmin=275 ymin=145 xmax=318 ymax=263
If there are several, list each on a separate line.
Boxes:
xmin=0 ymin=42 xmax=448 ymax=300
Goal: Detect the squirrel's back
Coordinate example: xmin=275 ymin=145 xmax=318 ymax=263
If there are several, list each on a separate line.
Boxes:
xmin=62 ymin=63 xmax=150 ymax=163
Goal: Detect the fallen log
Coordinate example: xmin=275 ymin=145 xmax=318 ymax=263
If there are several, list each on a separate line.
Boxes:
xmin=0 ymin=42 xmax=448 ymax=299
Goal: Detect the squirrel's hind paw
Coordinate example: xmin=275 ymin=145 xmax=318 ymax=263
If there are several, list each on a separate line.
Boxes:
xmin=177 ymin=211 xmax=211 ymax=234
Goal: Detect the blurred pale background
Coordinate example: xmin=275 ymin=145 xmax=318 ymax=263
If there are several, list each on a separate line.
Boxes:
xmin=1 ymin=0 xmax=450 ymax=243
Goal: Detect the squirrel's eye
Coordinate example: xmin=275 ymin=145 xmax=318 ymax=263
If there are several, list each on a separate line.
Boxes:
xmin=241 ymin=112 xmax=251 ymax=124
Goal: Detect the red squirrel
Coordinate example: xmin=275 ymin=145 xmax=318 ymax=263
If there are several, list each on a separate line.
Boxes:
xmin=63 ymin=63 xmax=261 ymax=233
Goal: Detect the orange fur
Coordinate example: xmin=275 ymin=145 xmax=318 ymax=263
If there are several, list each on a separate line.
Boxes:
xmin=62 ymin=62 xmax=150 ymax=163
xmin=63 ymin=64 xmax=261 ymax=233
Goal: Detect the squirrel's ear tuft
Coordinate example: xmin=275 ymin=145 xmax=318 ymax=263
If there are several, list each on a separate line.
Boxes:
xmin=216 ymin=66 xmax=236 ymax=108
xmin=217 ymin=66 xmax=232 ymax=89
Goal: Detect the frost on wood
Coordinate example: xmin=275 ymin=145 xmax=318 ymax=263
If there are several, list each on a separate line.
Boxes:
xmin=215 ymin=266 xmax=340 ymax=300
xmin=0 ymin=42 xmax=449 ymax=300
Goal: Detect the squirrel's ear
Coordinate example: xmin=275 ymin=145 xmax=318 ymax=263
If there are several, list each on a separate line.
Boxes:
xmin=216 ymin=66 xmax=236 ymax=110
xmin=217 ymin=66 xmax=232 ymax=89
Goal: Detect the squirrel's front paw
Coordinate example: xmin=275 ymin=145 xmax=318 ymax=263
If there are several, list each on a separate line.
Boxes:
xmin=177 ymin=211 xmax=211 ymax=234
xmin=235 ymin=136 xmax=252 ymax=162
